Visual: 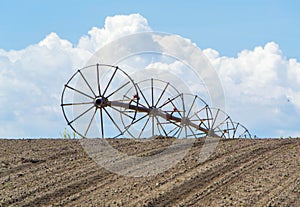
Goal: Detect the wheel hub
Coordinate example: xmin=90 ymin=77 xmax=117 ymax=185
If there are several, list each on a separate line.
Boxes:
xmin=149 ymin=107 xmax=159 ymax=117
xmin=94 ymin=97 xmax=109 ymax=108
xmin=180 ymin=117 xmax=190 ymax=126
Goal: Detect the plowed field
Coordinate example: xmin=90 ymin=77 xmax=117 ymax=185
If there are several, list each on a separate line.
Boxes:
xmin=1 ymin=138 xmax=300 ymax=206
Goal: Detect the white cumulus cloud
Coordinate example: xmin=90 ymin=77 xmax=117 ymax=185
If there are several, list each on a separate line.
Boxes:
xmin=0 ymin=13 xmax=299 ymax=138
xmin=78 ymin=13 xmax=151 ymax=52
xmin=0 ymin=14 xmax=152 ymax=137
xmin=203 ymin=42 xmax=300 ymax=137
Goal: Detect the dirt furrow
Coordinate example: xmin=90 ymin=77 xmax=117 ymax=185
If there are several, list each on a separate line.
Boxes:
xmin=286 ymin=178 xmax=300 ymax=207
xmin=146 ymin=140 xmax=286 ymax=206
xmin=186 ymin=142 xmax=291 ymax=206
xmin=0 ymin=149 xmax=92 ymax=205
xmin=1 ymin=138 xmax=299 ymax=206
xmin=0 ymin=140 xmax=80 ymax=178
xmin=125 ymin=139 xmax=269 ymax=206
xmin=22 ymin=168 xmax=113 ymax=206
xmin=248 ymin=143 xmax=300 ymax=206
xmin=1 ymin=159 xmax=98 ymax=206
xmin=64 ymin=139 xmax=203 ymax=206
xmin=254 ymin=170 xmax=300 ymax=207
xmin=1 ymin=138 xmax=189 ymax=206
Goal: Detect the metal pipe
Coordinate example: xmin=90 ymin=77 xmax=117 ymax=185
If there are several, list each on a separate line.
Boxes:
xmin=109 ymin=101 xmax=209 ymax=134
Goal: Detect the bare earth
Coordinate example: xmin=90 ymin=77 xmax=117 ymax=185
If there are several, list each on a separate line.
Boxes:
xmin=0 ymin=138 xmax=300 ymax=207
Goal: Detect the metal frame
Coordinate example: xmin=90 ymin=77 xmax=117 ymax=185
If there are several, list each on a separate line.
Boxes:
xmin=61 ymin=64 xmax=251 ymax=139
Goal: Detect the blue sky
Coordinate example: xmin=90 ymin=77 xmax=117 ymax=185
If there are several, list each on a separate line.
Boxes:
xmin=0 ymin=0 xmax=300 ymax=138
xmin=1 ymin=0 xmax=299 ymax=59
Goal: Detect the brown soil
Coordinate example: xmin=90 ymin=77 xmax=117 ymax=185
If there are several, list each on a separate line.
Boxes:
xmin=0 ymin=138 xmax=300 ymax=207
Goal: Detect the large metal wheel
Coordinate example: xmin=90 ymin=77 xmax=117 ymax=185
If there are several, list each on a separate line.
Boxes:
xmin=61 ymin=64 xmax=138 ymax=138
xmin=209 ymin=108 xmax=235 ymax=138
xmin=174 ymin=94 xmax=213 ymax=138
xmin=121 ymin=78 xmax=184 ymax=138
xmin=232 ymin=122 xmax=251 ymax=138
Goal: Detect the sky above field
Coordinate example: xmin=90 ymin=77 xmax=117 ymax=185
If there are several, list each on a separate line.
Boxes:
xmin=0 ymin=0 xmax=299 ymax=138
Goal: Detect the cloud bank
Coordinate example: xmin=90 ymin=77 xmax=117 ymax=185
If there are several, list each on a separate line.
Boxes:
xmin=0 ymin=13 xmax=299 ymax=137
xmin=204 ymin=43 xmax=300 ymax=137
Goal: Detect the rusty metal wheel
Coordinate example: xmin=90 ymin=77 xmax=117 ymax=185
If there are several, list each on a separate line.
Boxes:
xmin=61 ymin=64 xmax=138 ymax=138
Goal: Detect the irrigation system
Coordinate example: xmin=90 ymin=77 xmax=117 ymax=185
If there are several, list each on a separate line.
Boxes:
xmin=61 ymin=64 xmax=251 ymax=139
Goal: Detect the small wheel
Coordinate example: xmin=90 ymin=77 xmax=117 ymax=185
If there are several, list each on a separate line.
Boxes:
xmin=209 ymin=108 xmax=235 ymax=138
xmin=232 ymin=122 xmax=251 ymax=138
xmin=174 ymin=94 xmax=213 ymax=138
xmin=61 ymin=64 xmax=138 ymax=138
xmin=121 ymin=78 xmax=184 ymax=138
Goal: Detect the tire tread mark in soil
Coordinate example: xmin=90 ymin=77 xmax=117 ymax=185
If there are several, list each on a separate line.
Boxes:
xmin=61 ymin=140 xmax=206 ymax=206
xmin=1 ymin=139 xmax=180 ymax=206
xmin=0 ymin=144 xmax=99 ymax=207
xmin=1 ymin=139 xmax=298 ymax=207
xmin=22 ymin=170 xmax=113 ymax=207
xmin=1 ymin=163 xmax=100 ymax=207
xmin=249 ymin=144 xmax=300 ymax=206
xmin=287 ymin=178 xmax=300 ymax=206
xmin=147 ymin=141 xmax=288 ymax=206
xmin=125 ymin=139 xmax=267 ymax=206
xmin=23 ymin=139 xmax=182 ymax=206
xmin=60 ymin=140 xmax=202 ymax=205
xmin=0 ymin=148 xmax=80 ymax=178
xmin=186 ymin=141 xmax=292 ymax=206
xmin=252 ymin=170 xmax=300 ymax=207
xmin=0 ymin=149 xmax=90 ymax=197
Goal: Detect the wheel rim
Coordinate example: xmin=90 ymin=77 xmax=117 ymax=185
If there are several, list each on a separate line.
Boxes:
xmin=175 ymin=94 xmax=213 ymax=138
xmin=209 ymin=108 xmax=235 ymax=138
xmin=61 ymin=64 xmax=138 ymax=138
xmin=232 ymin=122 xmax=251 ymax=138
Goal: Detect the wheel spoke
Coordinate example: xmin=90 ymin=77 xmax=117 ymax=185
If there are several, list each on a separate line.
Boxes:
xmin=158 ymin=93 xmax=181 ymax=108
xmin=187 ymin=124 xmax=197 ymax=138
xmin=155 ymin=117 xmax=168 ymax=137
xmin=102 ymin=67 xmax=118 ymax=97
xmin=233 ymin=122 xmax=239 ymax=137
xmin=84 ymin=108 xmax=97 ymax=136
xmin=132 ymin=113 xmax=148 ymax=125
xmin=136 ymin=84 xmax=151 ymax=108
xmin=176 ymin=127 xmax=183 ymax=139
xmin=99 ymin=108 xmax=104 ymax=138
xmin=187 ymin=131 xmax=206 ymax=138
xmin=167 ymin=124 xmax=181 ymax=137
xmin=186 ymin=95 xmax=197 ymax=118
xmin=96 ymin=64 xmax=101 ymax=96
xmin=155 ymin=83 xmax=169 ymax=107
xmin=213 ymin=126 xmax=223 ymax=137
xmin=219 ymin=127 xmax=227 ymax=138
xmin=103 ymin=108 xmax=123 ymax=135
xmin=243 ymin=130 xmax=250 ymax=138
xmin=212 ymin=108 xmax=220 ymax=128
xmin=195 ymin=113 xmax=209 ymax=130
xmin=65 ymin=85 xmax=94 ymax=100
xmin=151 ymin=78 xmax=154 ymax=106
xmin=62 ymin=101 xmax=94 ymax=106
xmin=184 ymin=125 xmax=188 ymax=138
xmin=169 ymin=98 xmax=183 ymax=119
xmin=69 ymin=105 xmax=95 ymax=125
xmin=139 ymin=115 xmax=151 ymax=138
xmin=226 ymin=121 xmax=230 ymax=137
xmin=106 ymin=81 xmax=130 ymax=99
xmin=217 ymin=116 xmax=230 ymax=127
xmin=79 ymin=70 xmax=97 ymax=97
xmin=205 ymin=106 xmax=211 ymax=129
xmin=152 ymin=115 xmax=155 ymax=137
